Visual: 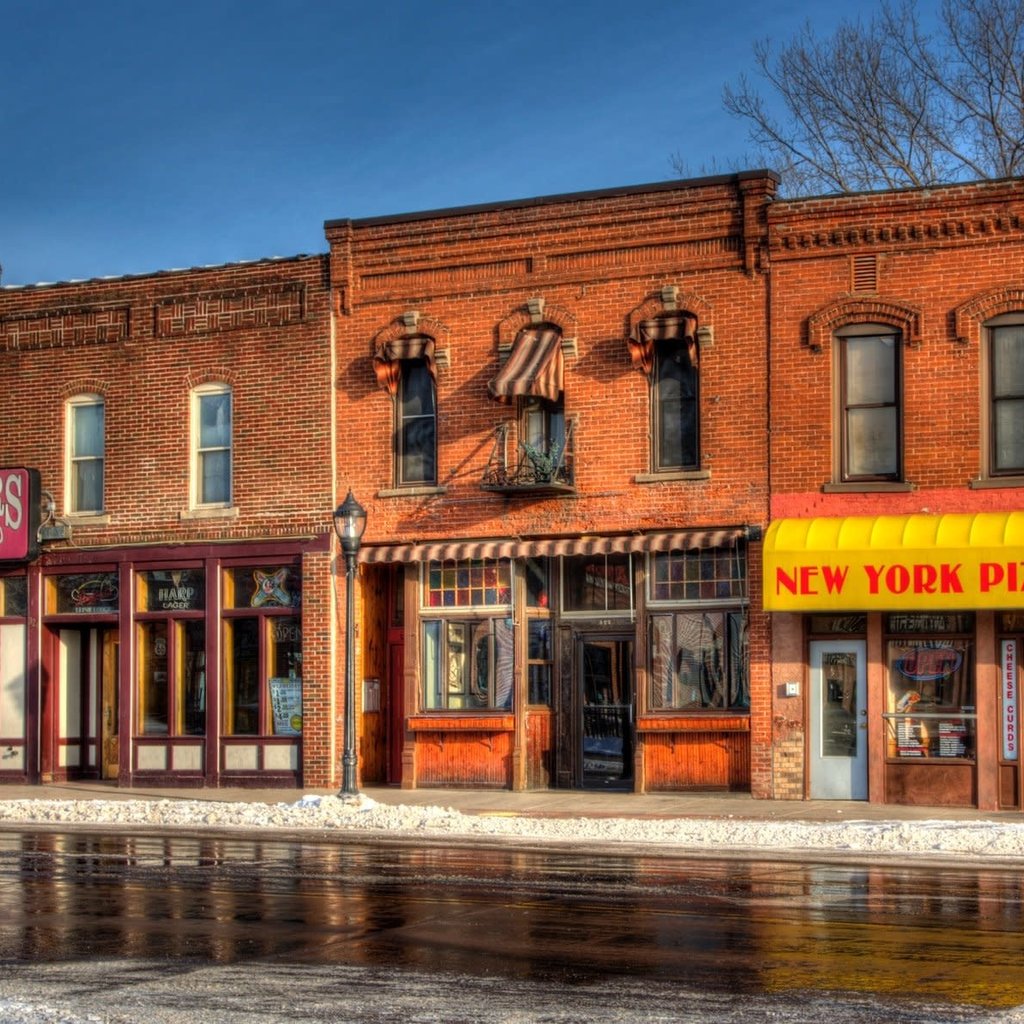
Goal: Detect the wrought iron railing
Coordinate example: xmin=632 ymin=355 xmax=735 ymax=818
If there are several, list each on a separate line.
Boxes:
xmin=481 ymin=417 xmax=576 ymax=492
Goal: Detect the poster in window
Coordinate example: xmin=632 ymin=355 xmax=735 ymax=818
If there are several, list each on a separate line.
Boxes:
xmin=269 ymin=676 xmax=303 ymax=735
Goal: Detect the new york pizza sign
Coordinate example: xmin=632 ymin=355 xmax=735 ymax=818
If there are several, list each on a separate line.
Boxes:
xmin=0 ymin=468 xmax=40 ymax=563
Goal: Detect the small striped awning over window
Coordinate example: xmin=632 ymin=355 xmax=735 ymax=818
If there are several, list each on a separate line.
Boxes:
xmin=360 ymin=527 xmax=747 ymax=564
xmin=628 ymin=314 xmax=699 ymax=375
xmin=488 ymin=328 xmax=563 ymax=404
xmin=373 ymin=336 xmax=437 ymax=395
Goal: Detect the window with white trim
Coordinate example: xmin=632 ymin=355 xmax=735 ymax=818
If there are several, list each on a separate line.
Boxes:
xmin=192 ymin=384 xmax=232 ymax=506
xmin=67 ymin=394 xmax=105 ymax=513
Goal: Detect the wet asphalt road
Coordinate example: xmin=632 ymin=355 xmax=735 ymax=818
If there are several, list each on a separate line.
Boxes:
xmin=0 ymin=831 xmax=1022 ymax=1023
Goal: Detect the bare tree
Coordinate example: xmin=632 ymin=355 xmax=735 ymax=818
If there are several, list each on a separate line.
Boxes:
xmin=715 ymin=0 xmax=1024 ymax=194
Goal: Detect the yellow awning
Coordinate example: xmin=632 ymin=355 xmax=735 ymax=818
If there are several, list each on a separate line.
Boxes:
xmin=763 ymin=512 xmax=1024 ymax=611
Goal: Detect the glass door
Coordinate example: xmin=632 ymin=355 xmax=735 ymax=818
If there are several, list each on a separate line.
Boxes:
xmin=809 ymin=640 xmax=867 ymax=799
xmin=580 ymin=637 xmax=634 ymax=790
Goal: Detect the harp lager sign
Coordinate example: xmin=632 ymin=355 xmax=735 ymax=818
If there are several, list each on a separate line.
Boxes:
xmin=0 ymin=468 xmax=40 ymax=563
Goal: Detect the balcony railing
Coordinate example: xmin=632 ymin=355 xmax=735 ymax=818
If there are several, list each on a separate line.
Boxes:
xmin=481 ymin=418 xmax=576 ymax=493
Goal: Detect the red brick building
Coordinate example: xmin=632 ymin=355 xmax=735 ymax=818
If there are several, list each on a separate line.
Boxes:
xmin=0 ymin=256 xmax=335 ymax=787
xmin=328 ymin=174 xmax=779 ymax=793
xmin=764 ymin=176 xmax=1024 ymax=809
xmin=7 ymin=170 xmax=1023 ymax=807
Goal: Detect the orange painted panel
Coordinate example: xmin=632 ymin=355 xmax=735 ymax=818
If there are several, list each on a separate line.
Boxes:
xmin=643 ymin=731 xmax=751 ymax=791
xmin=415 ymin=731 xmax=512 ymax=788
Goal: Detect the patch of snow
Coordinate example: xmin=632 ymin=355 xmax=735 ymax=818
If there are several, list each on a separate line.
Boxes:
xmin=0 ymin=794 xmax=1022 ymax=861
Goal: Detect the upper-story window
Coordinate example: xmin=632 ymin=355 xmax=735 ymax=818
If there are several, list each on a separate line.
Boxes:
xmin=631 ymin=314 xmax=700 ymax=472
xmin=192 ymin=384 xmax=232 ymax=506
xmin=66 ymin=394 xmax=105 ymax=513
xmin=396 ymin=357 xmax=437 ymax=485
xmin=653 ymin=336 xmax=699 ymax=470
xmin=487 ymin=325 xmax=568 ymax=486
xmin=373 ymin=334 xmax=439 ymax=489
xmin=837 ymin=325 xmax=902 ymax=482
xmin=989 ymin=319 xmax=1024 ymax=476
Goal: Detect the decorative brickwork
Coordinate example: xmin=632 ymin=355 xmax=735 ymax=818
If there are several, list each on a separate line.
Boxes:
xmin=154 ymin=282 xmax=304 ymax=338
xmin=805 ymin=296 xmax=923 ymax=352
xmin=0 ymin=306 xmax=129 ymax=349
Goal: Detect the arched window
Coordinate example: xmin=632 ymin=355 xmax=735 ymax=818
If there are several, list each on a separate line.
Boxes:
xmin=66 ymin=393 xmax=105 ymax=513
xmin=987 ymin=314 xmax=1024 ymax=476
xmin=635 ymin=314 xmax=699 ymax=472
xmin=836 ymin=324 xmax=902 ymax=482
xmin=396 ymin=357 xmax=437 ymax=486
xmin=192 ymin=383 xmax=232 ymax=506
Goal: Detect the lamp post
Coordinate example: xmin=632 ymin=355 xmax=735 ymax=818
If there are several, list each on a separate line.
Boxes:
xmin=333 ymin=489 xmax=366 ymax=798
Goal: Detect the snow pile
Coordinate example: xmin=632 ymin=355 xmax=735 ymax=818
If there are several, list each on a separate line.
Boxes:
xmin=0 ymin=794 xmax=1022 ymax=861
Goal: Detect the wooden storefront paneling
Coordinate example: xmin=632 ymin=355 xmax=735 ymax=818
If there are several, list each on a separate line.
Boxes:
xmin=642 ymin=725 xmax=751 ymax=791
xmin=526 ymin=710 xmax=553 ymax=789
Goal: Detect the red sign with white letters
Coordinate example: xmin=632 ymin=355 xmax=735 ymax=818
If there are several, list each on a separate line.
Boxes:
xmin=0 ymin=468 xmax=40 ymax=563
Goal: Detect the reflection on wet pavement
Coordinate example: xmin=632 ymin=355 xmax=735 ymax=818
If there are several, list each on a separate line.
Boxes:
xmin=0 ymin=832 xmax=1023 ymax=1020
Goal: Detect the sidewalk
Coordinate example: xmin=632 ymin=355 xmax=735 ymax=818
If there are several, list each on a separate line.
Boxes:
xmin=3 ymin=780 xmax=1022 ymax=823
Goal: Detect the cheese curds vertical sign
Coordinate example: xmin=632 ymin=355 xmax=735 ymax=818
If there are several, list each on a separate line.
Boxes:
xmin=0 ymin=468 xmax=41 ymax=563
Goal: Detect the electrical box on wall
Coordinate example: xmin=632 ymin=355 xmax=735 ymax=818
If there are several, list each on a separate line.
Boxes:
xmin=784 ymin=681 xmax=800 ymax=698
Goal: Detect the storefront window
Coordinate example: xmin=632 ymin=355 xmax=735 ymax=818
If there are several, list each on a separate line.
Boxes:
xmin=650 ymin=610 xmax=749 ymax=711
xmin=136 ymin=619 xmax=206 ymax=736
xmin=528 ymin=619 xmax=553 ymax=705
xmin=0 ymin=577 xmax=27 ymax=617
xmin=422 ymin=617 xmax=514 ymax=710
xmin=563 ymin=554 xmax=632 ymax=613
xmin=525 ymin=558 xmax=551 ymax=609
xmin=136 ymin=570 xmax=205 ymax=612
xmin=224 ymin=566 xmax=301 ymax=609
xmin=222 ymin=564 xmax=302 ymax=736
xmin=48 ymin=572 xmax=119 ymax=615
xmin=885 ymin=614 xmax=975 ymax=759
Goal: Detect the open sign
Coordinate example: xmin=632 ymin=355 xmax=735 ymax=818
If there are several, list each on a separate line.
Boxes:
xmin=0 ymin=468 xmax=40 ymax=563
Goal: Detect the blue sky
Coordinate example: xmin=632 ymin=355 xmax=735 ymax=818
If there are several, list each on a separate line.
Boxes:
xmin=2 ymin=0 xmax=886 ymax=286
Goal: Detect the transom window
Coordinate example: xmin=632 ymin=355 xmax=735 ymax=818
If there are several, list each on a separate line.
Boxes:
xmin=838 ymin=326 xmax=901 ymax=481
xmin=67 ymin=394 xmax=105 ymax=513
xmin=192 ymin=384 xmax=232 ymax=506
xmin=990 ymin=321 xmax=1024 ymax=475
xmin=423 ymin=559 xmax=511 ymax=609
xmin=562 ymin=554 xmax=633 ymax=615
xmin=649 ymin=547 xmax=747 ymax=604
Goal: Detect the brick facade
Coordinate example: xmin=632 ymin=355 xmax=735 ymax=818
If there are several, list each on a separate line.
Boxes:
xmin=4 ymin=170 xmax=1023 ymax=803
xmin=328 ymin=174 xmax=778 ymax=793
xmin=766 ymin=177 xmax=1024 ymax=807
xmin=0 ymin=256 xmax=335 ymax=787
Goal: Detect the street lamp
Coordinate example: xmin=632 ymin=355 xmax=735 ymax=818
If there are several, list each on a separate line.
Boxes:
xmin=333 ymin=489 xmax=367 ymax=798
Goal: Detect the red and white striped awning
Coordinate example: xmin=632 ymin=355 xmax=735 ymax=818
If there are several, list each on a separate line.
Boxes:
xmin=359 ymin=527 xmax=747 ymax=564
xmin=373 ymin=336 xmax=437 ymax=395
xmin=488 ymin=327 xmax=563 ymax=403
xmin=628 ymin=314 xmax=699 ymax=375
